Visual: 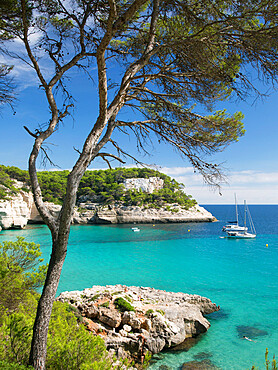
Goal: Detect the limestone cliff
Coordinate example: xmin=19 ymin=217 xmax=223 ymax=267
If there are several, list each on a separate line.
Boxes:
xmin=0 ymin=177 xmax=216 ymax=229
xmin=0 ymin=181 xmax=33 ymax=229
xmin=74 ymin=203 xmax=215 ymax=224
xmin=123 ymin=177 xmax=164 ymax=193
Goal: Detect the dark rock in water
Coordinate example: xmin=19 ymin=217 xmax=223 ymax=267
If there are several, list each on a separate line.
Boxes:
xmin=159 ymin=365 xmax=172 ymax=370
xmin=206 ymin=309 xmax=229 ymax=320
xmin=170 ymin=336 xmax=201 ymax=352
xmin=193 ymin=352 xmax=213 ymax=360
xmin=181 ymin=359 xmax=219 ymax=369
xmin=237 ymin=325 xmax=268 ymax=339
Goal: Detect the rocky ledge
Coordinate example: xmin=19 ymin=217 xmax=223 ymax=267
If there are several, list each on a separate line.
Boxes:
xmin=73 ymin=204 xmax=216 ymax=224
xmin=57 ymin=285 xmax=219 ymax=364
xmin=0 ymin=192 xmax=216 ymax=229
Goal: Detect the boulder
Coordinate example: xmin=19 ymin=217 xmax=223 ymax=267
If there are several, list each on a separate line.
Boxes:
xmin=122 ymin=311 xmax=142 ymax=329
xmin=83 ymin=305 xmax=98 ymax=319
xmin=98 ymin=307 xmax=122 ymax=328
xmin=145 ymin=336 xmax=166 ymax=353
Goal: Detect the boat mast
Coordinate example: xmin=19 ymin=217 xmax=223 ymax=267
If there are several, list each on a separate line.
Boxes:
xmin=244 ymin=200 xmax=247 ymax=232
xmin=235 ymin=193 xmax=239 ymax=226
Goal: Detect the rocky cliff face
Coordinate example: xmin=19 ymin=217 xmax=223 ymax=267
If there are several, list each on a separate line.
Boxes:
xmin=0 ymin=181 xmax=33 ymax=229
xmin=73 ymin=203 xmax=215 ymax=224
xmin=123 ymin=177 xmax=164 ymax=193
xmin=0 ymin=179 xmax=216 ymax=229
xmin=57 ymin=285 xmax=219 ymax=364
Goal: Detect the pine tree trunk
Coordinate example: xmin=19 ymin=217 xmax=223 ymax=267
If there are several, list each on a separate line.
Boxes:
xmin=28 ymin=235 xmax=69 ymax=370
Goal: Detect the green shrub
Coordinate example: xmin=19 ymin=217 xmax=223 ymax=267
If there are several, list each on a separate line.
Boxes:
xmin=114 ymin=298 xmax=135 ymax=312
xmin=156 ymin=309 xmax=165 ymax=316
xmin=0 ymin=237 xmax=47 ymax=317
xmin=146 ymin=309 xmax=154 ymax=317
xmin=0 ymin=360 xmax=32 ymax=369
xmin=100 ymin=301 xmax=109 ymax=308
xmin=89 ymin=294 xmax=100 ymax=301
xmin=0 ymin=300 xmax=114 ymax=369
xmin=47 ymin=302 xmax=112 ymax=370
xmin=0 ymin=165 xmax=197 ymax=208
xmin=251 ymin=348 xmax=277 ymax=370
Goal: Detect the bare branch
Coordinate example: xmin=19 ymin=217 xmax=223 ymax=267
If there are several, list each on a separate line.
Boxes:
xmin=96 ymin=152 xmax=126 ymax=169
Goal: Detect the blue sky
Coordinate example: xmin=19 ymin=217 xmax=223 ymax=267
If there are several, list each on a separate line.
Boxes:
xmin=1 ymin=40 xmax=278 ymax=204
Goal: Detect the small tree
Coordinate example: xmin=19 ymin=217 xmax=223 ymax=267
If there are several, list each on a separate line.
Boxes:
xmin=1 ymin=1 xmax=278 ymax=368
xmin=0 ymin=237 xmax=47 ymax=317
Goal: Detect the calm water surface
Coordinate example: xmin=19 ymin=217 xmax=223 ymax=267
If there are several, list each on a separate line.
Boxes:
xmin=1 ymin=205 xmax=277 ymax=369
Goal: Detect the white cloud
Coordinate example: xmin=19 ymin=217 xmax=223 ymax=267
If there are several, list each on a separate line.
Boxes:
xmin=159 ymin=166 xmax=194 ymax=176
xmin=159 ymin=167 xmax=278 ymax=204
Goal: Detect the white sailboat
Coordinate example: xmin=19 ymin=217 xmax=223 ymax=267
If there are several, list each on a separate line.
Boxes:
xmin=226 ymin=200 xmax=256 ymax=239
xmin=222 ymin=194 xmax=247 ymax=232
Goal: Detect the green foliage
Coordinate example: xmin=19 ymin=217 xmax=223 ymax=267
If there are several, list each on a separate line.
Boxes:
xmin=0 ymin=239 xmax=127 ymax=369
xmin=0 ymin=360 xmax=31 ymax=369
xmin=0 ymin=165 xmax=197 ymax=208
xmin=114 ymin=297 xmax=135 ymax=312
xmin=78 ymin=167 xmax=196 ymax=208
xmin=37 ymin=170 xmax=69 ymax=205
xmin=0 ymin=166 xmax=29 ymax=200
xmin=99 ymin=301 xmax=109 ymax=308
xmin=89 ymin=294 xmax=100 ymax=301
xmin=0 ymin=300 xmax=114 ymax=370
xmin=251 ymin=348 xmax=277 ymax=370
xmin=142 ymin=351 xmax=152 ymax=369
xmin=0 ymin=237 xmax=47 ymax=317
xmin=146 ymin=309 xmax=154 ymax=317
xmin=46 ymin=301 xmax=112 ymax=370
xmin=156 ymin=309 xmax=165 ymax=316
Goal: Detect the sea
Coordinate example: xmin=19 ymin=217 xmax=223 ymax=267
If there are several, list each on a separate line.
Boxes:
xmin=1 ymin=204 xmax=277 ymax=369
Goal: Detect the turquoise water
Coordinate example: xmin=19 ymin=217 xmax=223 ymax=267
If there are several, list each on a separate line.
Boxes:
xmin=1 ymin=205 xmax=277 ymax=369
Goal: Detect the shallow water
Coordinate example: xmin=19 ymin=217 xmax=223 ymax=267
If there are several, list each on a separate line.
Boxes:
xmin=1 ymin=205 xmax=277 ymax=369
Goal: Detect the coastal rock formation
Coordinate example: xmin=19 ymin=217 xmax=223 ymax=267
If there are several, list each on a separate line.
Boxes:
xmin=0 ymin=181 xmax=33 ymax=229
xmin=29 ymin=202 xmax=62 ymax=224
xmin=0 ymin=176 xmax=216 ymax=229
xmin=72 ymin=203 xmax=215 ymax=224
xmin=57 ymin=285 xmax=219 ymax=363
xmin=123 ymin=177 xmax=164 ymax=193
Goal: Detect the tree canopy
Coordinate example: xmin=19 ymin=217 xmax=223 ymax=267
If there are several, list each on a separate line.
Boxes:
xmin=3 ymin=0 xmax=278 ymax=182
xmin=0 ymin=165 xmax=197 ymax=208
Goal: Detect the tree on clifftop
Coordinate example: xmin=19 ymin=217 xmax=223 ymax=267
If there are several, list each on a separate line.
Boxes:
xmin=1 ymin=0 xmax=278 ymax=368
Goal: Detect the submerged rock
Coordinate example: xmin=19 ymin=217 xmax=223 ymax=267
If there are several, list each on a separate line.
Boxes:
xmin=237 ymin=325 xmax=268 ymax=339
xmin=57 ymin=285 xmax=219 ymax=364
xmin=169 ymin=336 xmax=201 ymax=352
xmin=193 ymin=352 xmax=213 ymax=360
xmin=181 ymin=359 xmax=219 ymax=369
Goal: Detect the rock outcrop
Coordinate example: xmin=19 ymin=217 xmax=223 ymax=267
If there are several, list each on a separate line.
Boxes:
xmin=72 ymin=202 xmax=216 ymax=224
xmin=0 ymin=181 xmax=33 ymax=229
xmin=123 ymin=177 xmax=164 ymax=193
xmin=0 ymin=179 xmax=216 ymax=229
xmin=91 ymin=204 xmax=215 ymax=224
xmin=57 ymin=285 xmax=219 ymax=363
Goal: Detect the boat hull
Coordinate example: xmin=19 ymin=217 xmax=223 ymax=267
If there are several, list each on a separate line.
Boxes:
xmin=227 ymin=232 xmax=256 ymax=239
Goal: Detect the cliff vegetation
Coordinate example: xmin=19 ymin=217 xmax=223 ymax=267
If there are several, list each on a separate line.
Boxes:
xmin=0 ymin=165 xmax=196 ymax=209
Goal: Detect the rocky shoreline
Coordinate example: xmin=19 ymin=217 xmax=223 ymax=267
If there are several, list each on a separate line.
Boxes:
xmin=57 ymin=285 xmax=220 ymax=366
xmin=0 ymin=185 xmax=216 ymax=229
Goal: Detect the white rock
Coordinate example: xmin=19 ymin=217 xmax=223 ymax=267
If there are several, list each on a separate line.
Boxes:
xmin=123 ymin=324 xmax=132 ymax=332
xmin=123 ymin=177 xmax=164 ymax=193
